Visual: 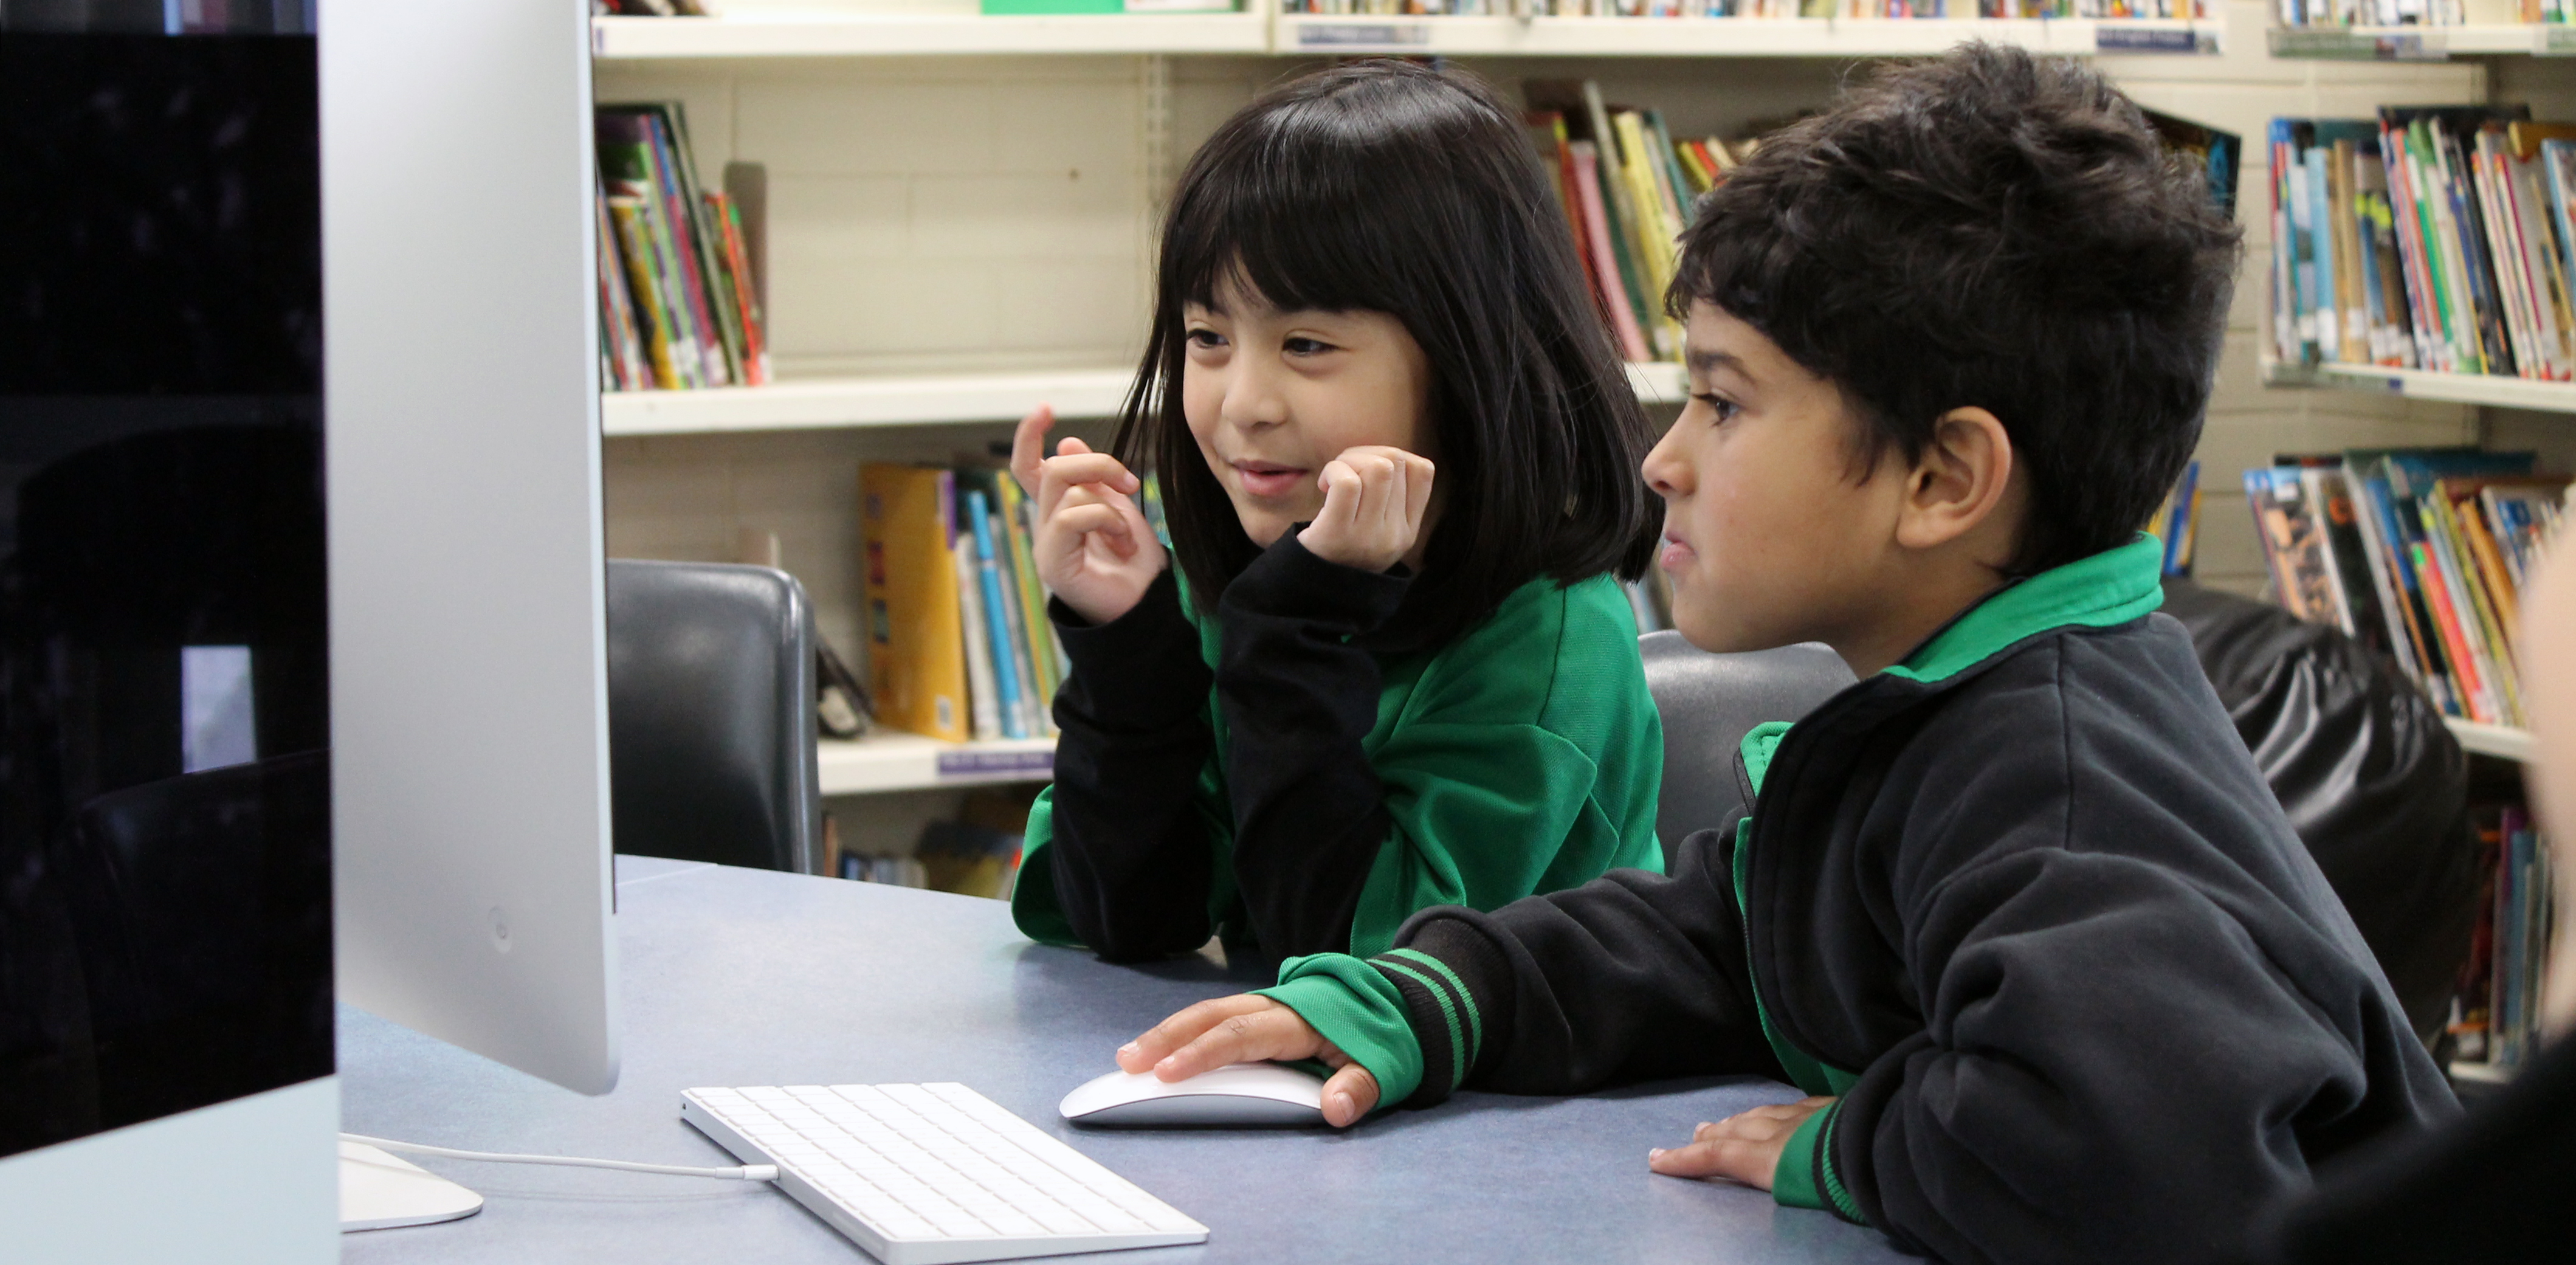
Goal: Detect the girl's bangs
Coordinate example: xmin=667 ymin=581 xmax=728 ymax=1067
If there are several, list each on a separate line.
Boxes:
xmin=1163 ymin=127 xmax=1411 ymax=319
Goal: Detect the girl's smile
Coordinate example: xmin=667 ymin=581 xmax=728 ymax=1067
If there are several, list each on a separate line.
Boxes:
xmin=1228 ymin=458 xmax=1311 ymax=502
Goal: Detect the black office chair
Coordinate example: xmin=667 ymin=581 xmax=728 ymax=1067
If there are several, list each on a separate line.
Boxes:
xmin=1638 ymin=631 xmax=1857 ymax=864
xmin=606 ymin=559 xmax=819 ymax=874
xmin=2160 ymin=579 xmax=2481 ymax=1043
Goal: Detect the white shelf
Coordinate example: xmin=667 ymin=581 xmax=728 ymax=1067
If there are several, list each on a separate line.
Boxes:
xmin=818 ymin=730 xmax=1055 ymax=796
xmin=603 ymin=360 xmax=1689 ymax=436
xmin=2264 ymin=357 xmax=2576 ymax=414
xmin=2448 ymin=717 xmax=2538 ymax=762
xmin=2268 ymin=23 xmax=2576 ymax=60
xmin=593 ymin=11 xmax=1270 ymax=58
xmin=594 ymin=12 xmax=2217 ymax=60
xmin=1273 ymin=14 xmax=2217 ymax=57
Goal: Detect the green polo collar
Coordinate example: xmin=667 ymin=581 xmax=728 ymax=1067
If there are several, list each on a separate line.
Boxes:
xmin=1882 ymin=534 xmax=2164 ymax=685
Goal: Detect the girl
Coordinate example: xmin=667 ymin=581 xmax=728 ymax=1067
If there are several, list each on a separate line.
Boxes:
xmin=1008 ymin=60 xmax=1665 ymax=964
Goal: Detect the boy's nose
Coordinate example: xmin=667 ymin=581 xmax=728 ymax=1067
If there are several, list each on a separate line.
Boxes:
xmin=1641 ymin=430 xmax=1687 ymax=497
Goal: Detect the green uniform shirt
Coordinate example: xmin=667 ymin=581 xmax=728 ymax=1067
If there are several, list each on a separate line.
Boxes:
xmin=1013 ymin=570 xmax=1666 ymax=959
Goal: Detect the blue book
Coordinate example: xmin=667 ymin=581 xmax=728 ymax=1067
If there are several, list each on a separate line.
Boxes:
xmin=963 ymin=489 xmax=1027 ymax=740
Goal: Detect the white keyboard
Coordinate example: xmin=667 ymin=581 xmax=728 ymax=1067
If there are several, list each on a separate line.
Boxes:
xmin=681 ymin=1083 xmax=1207 ymax=1265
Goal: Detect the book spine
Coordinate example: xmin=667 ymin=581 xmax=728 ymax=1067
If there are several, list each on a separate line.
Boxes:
xmin=995 ymin=477 xmax=1061 ymax=733
xmin=955 ymin=535 xmax=1002 ymax=742
xmin=607 ymin=199 xmax=684 ymax=391
xmin=699 ymin=191 xmax=757 ymax=388
xmin=985 ymin=503 xmax=1043 ymax=740
xmin=594 ymin=188 xmax=649 ymax=391
xmin=2428 ymin=490 xmax=2524 ymax=724
xmin=2340 ymin=458 xmax=2426 ymax=684
xmin=2412 ymin=536 xmax=2494 ymax=723
xmin=639 ymin=114 xmax=732 ymax=387
xmin=1568 ymin=142 xmax=1650 ymax=362
xmin=963 ymin=489 xmax=1028 ymax=740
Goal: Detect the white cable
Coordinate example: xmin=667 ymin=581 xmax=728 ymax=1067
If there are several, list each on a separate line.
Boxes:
xmin=342 ymin=1132 xmax=777 ymax=1182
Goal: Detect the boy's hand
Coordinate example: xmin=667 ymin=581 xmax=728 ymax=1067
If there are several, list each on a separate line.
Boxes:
xmin=1298 ymin=445 xmax=1434 ymax=573
xmin=1010 ymin=406 xmax=1166 ymax=627
xmin=1118 ymin=994 xmax=1382 ymax=1128
xmin=1647 ymin=1095 xmax=1835 ymax=1189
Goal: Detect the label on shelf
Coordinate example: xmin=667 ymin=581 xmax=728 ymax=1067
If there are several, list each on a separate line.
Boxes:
xmin=936 ymin=748 xmax=1055 ymax=779
xmin=2547 ymin=26 xmax=2576 ymax=53
xmin=1295 ymin=22 xmax=1430 ymax=47
xmin=2266 ymin=28 xmax=2442 ymax=61
xmin=2096 ymin=25 xmax=2217 ymax=55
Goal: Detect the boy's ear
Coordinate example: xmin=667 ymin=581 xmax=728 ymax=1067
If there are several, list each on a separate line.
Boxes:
xmin=1892 ymin=406 xmax=2020 ymax=557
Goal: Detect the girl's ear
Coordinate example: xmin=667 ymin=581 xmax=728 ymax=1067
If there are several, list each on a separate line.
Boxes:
xmin=1892 ymin=406 xmax=2019 ymax=556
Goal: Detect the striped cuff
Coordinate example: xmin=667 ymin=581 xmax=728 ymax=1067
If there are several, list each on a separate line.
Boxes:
xmin=1373 ymin=948 xmax=1486 ymax=1102
xmin=1771 ymin=1100 xmax=1866 ymax=1225
xmin=1255 ymin=953 xmax=1424 ymax=1111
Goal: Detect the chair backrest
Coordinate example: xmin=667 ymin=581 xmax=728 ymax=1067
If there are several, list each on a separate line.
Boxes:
xmin=1639 ymin=632 xmax=1855 ymax=864
xmin=606 ymin=560 xmax=817 ymax=873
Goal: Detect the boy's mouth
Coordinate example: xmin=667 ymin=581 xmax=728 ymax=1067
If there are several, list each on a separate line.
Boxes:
xmin=1230 ymin=459 xmax=1309 ymax=501
xmin=1658 ymin=531 xmax=1695 ymax=571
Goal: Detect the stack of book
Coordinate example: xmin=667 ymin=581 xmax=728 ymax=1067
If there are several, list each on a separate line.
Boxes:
xmin=861 ymin=463 xmax=1073 ymax=744
xmin=1524 ymin=81 xmax=1749 ymax=362
xmin=2244 ymin=450 xmax=2567 ymax=729
xmin=2453 ymin=800 xmax=2557 ymax=1069
xmin=2268 ymin=108 xmax=2576 ymax=380
xmin=594 ymin=102 xmax=771 ymax=392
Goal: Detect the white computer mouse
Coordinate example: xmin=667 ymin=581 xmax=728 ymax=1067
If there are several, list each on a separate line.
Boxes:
xmin=1058 ymin=1061 xmax=1328 ymax=1128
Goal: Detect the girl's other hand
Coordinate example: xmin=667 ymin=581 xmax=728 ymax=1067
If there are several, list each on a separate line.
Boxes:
xmin=1297 ymin=444 xmax=1435 ymax=573
xmin=1010 ymin=405 xmax=1166 ymax=626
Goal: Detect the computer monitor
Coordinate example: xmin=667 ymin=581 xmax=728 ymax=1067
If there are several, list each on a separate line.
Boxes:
xmin=3 ymin=0 xmax=619 ymax=1251
xmin=0 ymin=8 xmax=337 ymax=1261
xmin=322 ymin=0 xmax=619 ymax=1103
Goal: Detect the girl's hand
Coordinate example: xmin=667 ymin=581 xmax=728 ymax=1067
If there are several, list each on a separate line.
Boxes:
xmin=1010 ymin=406 xmax=1166 ymax=627
xmin=1117 ymin=994 xmax=1382 ymax=1128
xmin=1297 ymin=445 xmax=1435 ymax=573
xmin=1646 ymin=1095 xmax=1836 ymax=1189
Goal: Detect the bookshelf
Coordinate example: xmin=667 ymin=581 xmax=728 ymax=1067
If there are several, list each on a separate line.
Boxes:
xmin=2261 ymin=358 xmax=2576 ymax=413
xmin=2448 ymin=717 xmax=2540 ymax=762
xmin=603 ymin=361 xmax=1692 ymax=436
xmin=2268 ymin=23 xmax=2576 ymax=60
xmin=591 ymin=11 xmax=1271 ymax=58
xmin=593 ymin=10 xmax=2226 ymax=61
xmin=819 ymin=729 xmax=1055 ymax=796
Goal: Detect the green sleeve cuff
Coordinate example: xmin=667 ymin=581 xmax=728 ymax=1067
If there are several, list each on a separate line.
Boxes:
xmin=1253 ymin=953 xmax=1424 ymax=1110
xmin=1007 ymin=793 xmax=1084 ymax=948
xmin=1770 ymin=1100 xmax=1865 ymax=1224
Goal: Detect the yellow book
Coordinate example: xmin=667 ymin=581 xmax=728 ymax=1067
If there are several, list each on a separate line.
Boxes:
xmin=861 ymin=463 xmax=971 ymax=742
xmin=607 ymin=198 xmax=681 ymax=390
xmin=1612 ymin=111 xmax=1683 ymax=354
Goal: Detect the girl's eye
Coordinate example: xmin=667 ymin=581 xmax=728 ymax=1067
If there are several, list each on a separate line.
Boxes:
xmin=1186 ymin=328 xmax=1227 ymax=350
xmin=1693 ymin=393 xmax=1740 ymax=423
xmin=1283 ymin=336 xmax=1335 ymax=356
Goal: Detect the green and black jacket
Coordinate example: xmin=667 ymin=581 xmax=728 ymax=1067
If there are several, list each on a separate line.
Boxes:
xmin=1013 ymin=533 xmax=1665 ymax=963
xmin=1259 ymin=537 xmax=2457 ymax=1265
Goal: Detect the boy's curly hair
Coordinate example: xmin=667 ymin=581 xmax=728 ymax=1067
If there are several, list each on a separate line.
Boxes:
xmin=1671 ymin=43 xmax=2242 ymax=577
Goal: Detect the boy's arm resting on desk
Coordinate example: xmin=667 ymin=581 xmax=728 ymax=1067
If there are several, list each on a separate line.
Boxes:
xmin=1011 ymin=568 xmax=1218 ymax=962
xmin=1211 ymin=534 xmax=1411 ymax=960
xmin=1255 ymin=827 xmax=1783 ymax=1110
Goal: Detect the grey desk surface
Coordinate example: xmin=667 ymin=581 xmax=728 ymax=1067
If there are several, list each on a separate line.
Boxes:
xmin=340 ymin=855 xmax=1905 ymax=1265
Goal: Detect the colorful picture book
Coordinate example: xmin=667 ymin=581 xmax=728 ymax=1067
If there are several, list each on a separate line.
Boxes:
xmin=2267 ymin=108 xmax=2576 ymax=380
xmin=2245 ymin=449 xmax=2567 ymax=728
xmin=2275 ymin=0 xmax=2569 ymax=26
xmin=594 ymin=102 xmax=771 ymax=392
xmin=2453 ymin=799 xmax=2556 ymax=1069
xmin=861 ymin=463 xmax=1069 ymax=744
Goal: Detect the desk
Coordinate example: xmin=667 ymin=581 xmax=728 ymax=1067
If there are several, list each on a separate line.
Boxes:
xmin=340 ymin=856 xmax=1906 ymax=1264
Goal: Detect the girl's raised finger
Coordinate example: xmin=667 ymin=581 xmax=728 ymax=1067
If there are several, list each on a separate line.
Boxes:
xmin=1009 ymin=405 xmax=1057 ymax=496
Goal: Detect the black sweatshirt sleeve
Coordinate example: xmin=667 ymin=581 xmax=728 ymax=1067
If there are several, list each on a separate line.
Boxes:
xmin=1210 ymin=534 xmax=1413 ymax=961
xmin=1038 ymin=567 xmax=1218 ymax=962
xmin=1369 ymin=824 xmax=1785 ymax=1106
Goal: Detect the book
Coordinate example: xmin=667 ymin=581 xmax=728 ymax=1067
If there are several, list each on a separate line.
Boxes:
xmin=861 ymin=464 xmax=971 ymax=742
xmin=594 ymin=102 xmax=768 ymax=393
xmin=954 ymin=536 xmax=1002 ymax=742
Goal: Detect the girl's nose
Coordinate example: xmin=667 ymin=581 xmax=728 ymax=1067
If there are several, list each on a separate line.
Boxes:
xmin=1219 ymin=359 xmax=1287 ymax=431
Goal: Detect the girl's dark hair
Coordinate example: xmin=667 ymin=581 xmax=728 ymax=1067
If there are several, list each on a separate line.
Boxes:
xmin=1117 ymin=59 xmax=1661 ymax=646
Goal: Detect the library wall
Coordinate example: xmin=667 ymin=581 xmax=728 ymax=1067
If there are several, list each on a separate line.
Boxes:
xmin=597 ymin=9 xmax=2504 ymax=681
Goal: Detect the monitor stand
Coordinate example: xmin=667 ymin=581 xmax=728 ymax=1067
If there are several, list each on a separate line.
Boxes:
xmin=339 ymin=1140 xmax=482 ymax=1232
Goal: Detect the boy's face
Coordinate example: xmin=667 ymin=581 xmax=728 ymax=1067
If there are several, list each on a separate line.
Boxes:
xmin=1644 ymin=302 xmax=1915 ymax=658
xmin=1180 ymin=280 xmax=1438 ymax=550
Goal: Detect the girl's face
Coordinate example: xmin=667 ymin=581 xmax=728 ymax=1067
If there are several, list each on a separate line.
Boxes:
xmin=1180 ymin=282 xmax=1438 ymax=551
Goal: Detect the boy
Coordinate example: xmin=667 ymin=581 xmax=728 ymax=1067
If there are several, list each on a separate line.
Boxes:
xmin=1111 ymin=44 xmax=2457 ymax=1265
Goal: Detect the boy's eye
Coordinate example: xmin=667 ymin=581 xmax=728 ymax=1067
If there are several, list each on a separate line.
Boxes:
xmin=1693 ymin=393 xmax=1740 ymax=423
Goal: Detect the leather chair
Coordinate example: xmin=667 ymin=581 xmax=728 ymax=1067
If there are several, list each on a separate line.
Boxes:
xmin=606 ymin=559 xmax=819 ymax=873
xmin=1638 ymin=631 xmax=1856 ymax=864
xmin=2160 ymin=579 xmax=2481 ymax=1043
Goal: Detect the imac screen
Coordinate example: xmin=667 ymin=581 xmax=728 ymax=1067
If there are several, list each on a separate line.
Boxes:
xmin=0 ymin=13 xmax=331 ymax=1160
